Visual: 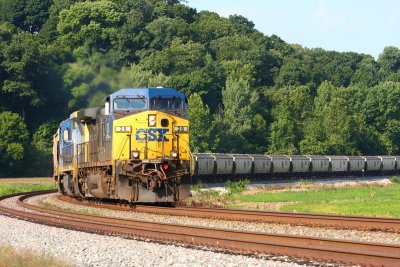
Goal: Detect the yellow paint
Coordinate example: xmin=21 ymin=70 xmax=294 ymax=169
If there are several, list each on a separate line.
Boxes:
xmin=71 ymin=111 xmax=78 ymax=118
xmin=83 ymin=124 xmax=90 ymax=162
xmin=112 ymin=111 xmax=189 ymax=161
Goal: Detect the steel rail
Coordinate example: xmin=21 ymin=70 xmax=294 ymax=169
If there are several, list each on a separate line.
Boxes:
xmin=59 ymin=194 xmax=400 ymax=232
xmin=0 ymin=191 xmax=399 ymax=266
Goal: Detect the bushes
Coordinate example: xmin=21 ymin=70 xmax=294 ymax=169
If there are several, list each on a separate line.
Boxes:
xmin=224 ymin=179 xmax=250 ymax=195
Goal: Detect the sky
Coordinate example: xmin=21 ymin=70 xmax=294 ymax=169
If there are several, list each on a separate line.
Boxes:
xmin=188 ymin=0 xmax=400 ymax=59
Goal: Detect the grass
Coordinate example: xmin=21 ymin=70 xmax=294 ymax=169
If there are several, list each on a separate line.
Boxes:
xmin=0 ymin=244 xmax=70 ymax=267
xmin=232 ymin=184 xmax=400 ymax=217
xmin=0 ymin=178 xmax=56 ymax=197
xmin=224 ymin=179 xmax=250 ymax=195
xmin=389 ymin=177 xmax=400 ymax=184
xmin=184 ymin=189 xmax=230 ymax=208
xmin=42 ymin=202 xmax=100 ymax=216
xmin=184 ymin=179 xmax=251 ymax=207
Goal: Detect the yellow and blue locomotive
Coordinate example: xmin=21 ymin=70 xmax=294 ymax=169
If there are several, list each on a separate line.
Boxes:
xmin=53 ymin=87 xmax=191 ymax=203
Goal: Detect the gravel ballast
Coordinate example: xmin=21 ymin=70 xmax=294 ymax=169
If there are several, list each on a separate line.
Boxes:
xmin=0 ymin=213 xmax=311 ymax=267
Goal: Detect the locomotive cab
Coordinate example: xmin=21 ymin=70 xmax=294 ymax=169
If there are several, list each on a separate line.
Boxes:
xmin=110 ymin=88 xmax=191 ymax=202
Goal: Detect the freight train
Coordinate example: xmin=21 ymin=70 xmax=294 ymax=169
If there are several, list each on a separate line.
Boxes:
xmin=191 ymin=154 xmax=398 ymax=182
xmin=53 ymin=87 xmax=398 ymax=204
xmin=53 ymin=87 xmax=191 ymax=203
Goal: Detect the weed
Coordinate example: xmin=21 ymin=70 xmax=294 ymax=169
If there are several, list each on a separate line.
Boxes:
xmin=299 ymin=179 xmax=314 ymax=186
xmin=224 ymin=179 xmax=250 ymax=195
xmin=190 ymin=184 xmax=201 ymax=192
xmin=389 ymin=177 xmax=400 ymax=184
xmin=0 ymin=244 xmax=71 ymax=267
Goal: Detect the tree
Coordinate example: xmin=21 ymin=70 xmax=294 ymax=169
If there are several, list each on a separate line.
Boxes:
xmin=57 ymin=0 xmax=123 ymax=54
xmin=26 ymin=120 xmax=59 ymax=176
xmin=350 ymin=57 xmax=380 ymax=87
xmin=145 ymin=16 xmax=190 ymax=50
xmin=215 ymin=77 xmax=267 ymax=153
xmin=0 ymin=0 xmax=52 ymax=33
xmin=378 ymin=46 xmax=400 ymax=74
xmin=190 ymin=11 xmax=234 ymax=43
xmin=268 ymin=86 xmax=313 ymax=154
xmin=0 ymin=111 xmax=29 ymax=176
xmin=274 ymin=57 xmax=309 ymax=87
xmin=300 ymin=82 xmax=378 ymax=155
xmin=228 ymin=14 xmax=255 ymax=34
xmin=188 ymin=93 xmax=212 ymax=152
xmin=0 ymin=22 xmax=65 ymax=129
xmin=140 ymin=39 xmax=208 ymax=75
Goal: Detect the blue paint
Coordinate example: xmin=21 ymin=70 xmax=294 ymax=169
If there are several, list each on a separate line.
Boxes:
xmin=135 ymin=128 xmax=169 ymax=142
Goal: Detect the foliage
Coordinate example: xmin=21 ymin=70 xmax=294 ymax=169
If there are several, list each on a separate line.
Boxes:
xmin=224 ymin=179 xmax=250 ymax=195
xmin=188 ymin=93 xmax=212 ymax=152
xmin=57 ymin=0 xmax=123 ymax=53
xmin=389 ymin=177 xmax=400 ymax=184
xmin=0 ymin=112 xmax=29 ymax=176
xmin=1 ymin=0 xmax=400 ymax=176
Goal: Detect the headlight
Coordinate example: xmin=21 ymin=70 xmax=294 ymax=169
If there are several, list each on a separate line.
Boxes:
xmin=132 ymin=151 xmax=140 ymax=159
xmin=148 ymin=114 xmax=156 ymax=126
xmin=170 ymin=150 xmax=178 ymax=158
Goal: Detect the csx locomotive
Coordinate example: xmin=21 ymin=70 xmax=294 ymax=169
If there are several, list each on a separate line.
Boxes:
xmin=53 ymin=88 xmax=191 ymax=203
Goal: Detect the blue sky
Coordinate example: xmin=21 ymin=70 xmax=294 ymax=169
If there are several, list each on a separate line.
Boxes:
xmin=188 ymin=0 xmax=400 ymax=58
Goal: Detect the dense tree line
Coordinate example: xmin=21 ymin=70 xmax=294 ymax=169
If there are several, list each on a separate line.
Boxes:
xmin=1 ymin=0 xmax=400 ymax=177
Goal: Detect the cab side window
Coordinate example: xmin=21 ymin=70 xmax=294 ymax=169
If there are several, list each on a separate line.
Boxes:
xmin=63 ymin=129 xmax=70 ymax=142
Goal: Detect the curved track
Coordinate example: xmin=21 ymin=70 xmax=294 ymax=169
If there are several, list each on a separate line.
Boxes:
xmin=59 ymin=194 xmax=400 ymax=233
xmin=0 ymin=190 xmax=399 ymax=266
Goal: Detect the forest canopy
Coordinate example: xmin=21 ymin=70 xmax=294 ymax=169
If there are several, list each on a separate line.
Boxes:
xmin=1 ymin=0 xmax=400 ymax=177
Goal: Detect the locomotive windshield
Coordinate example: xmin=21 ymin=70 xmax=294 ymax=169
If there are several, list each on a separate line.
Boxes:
xmin=150 ymin=97 xmax=184 ymax=111
xmin=114 ymin=98 xmax=147 ymax=111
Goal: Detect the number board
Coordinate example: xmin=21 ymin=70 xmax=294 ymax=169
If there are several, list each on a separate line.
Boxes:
xmin=173 ymin=126 xmax=188 ymax=132
xmin=115 ymin=126 xmax=132 ymax=133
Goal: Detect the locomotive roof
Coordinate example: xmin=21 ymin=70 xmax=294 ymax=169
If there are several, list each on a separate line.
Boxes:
xmin=109 ymin=87 xmax=185 ymax=101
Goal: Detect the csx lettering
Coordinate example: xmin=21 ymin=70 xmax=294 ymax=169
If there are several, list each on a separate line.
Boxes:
xmin=135 ymin=128 xmax=169 ymax=142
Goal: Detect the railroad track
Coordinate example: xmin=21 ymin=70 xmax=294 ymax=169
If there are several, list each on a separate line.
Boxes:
xmin=0 ymin=190 xmax=399 ymax=266
xmin=58 ymin=194 xmax=400 ymax=233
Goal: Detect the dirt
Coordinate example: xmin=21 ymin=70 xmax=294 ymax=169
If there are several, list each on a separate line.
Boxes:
xmin=242 ymin=178 xmax=395 ymax=195
xmin=0 ymin=177 xmax=53 ymax=183
xmin=232 ymin=201 xmax=291 ymax=211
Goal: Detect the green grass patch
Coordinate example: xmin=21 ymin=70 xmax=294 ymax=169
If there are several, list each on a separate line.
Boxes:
xmin=0 ymin=178 xmax=56 ymax=197
xmin=233 ymin=185 xmax=400 ymax=217
xmin=281 ymin=199 xmax=400 ymax=217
